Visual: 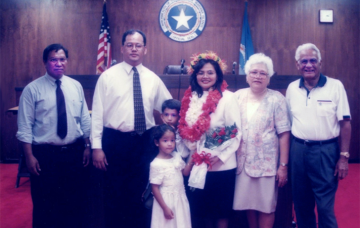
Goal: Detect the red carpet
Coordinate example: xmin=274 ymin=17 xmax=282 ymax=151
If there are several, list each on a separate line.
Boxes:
xmin=0 ymin=163 xmax=359 ymax=228
xmin=334 ymin=163 xmax=360 ymax=228
xmin=0 ymin=164 xmax=32 ymax=228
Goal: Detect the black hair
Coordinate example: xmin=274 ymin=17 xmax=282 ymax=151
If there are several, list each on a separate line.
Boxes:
xmin=189 ymin=58 xmax=224 ymax=97
xmin=122 ymin=29 xmax=147 ymax=46
xmin=161 ymin=99 xmax=181 ymax=113
xmin=43 ymin=44 xmax=68 ymax=63
xmin=152 ymin=124 xmax=176 ymax=145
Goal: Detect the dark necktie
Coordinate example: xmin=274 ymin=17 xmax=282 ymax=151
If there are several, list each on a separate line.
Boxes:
xmin=55 ymin=79 xmax=67 ymax=139
xmin=133 ymin=67 xmax=146 ymax=135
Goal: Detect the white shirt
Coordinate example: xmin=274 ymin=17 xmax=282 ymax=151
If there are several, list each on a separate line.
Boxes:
xmin=17 ymin=73 xmax=91 ymax=145
xmin=286 ymin=74 xmax=351 ymax=141
xmin=91 ymin=61 xmax=172 ymax=149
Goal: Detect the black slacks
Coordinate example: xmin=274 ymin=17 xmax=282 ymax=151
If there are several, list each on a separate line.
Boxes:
xmin=30 ymin=138 xmax=86 ymax=228
xmin=101 ymin=127 xmax=149 ymax=228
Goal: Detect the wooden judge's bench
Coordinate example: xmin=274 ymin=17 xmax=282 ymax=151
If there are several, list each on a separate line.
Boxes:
xmin=9 ymin=74 xmax=300 ymax=228
xmin=12 ymin=74 xmax=300 ymax=109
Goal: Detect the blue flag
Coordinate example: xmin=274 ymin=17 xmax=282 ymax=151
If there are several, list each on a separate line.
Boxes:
xmin=239 ymin=2 xmax=254 ymax=75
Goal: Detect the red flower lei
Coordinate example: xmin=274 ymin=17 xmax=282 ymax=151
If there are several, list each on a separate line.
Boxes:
xmin=178 ymin=81 xmax=228 ymax=142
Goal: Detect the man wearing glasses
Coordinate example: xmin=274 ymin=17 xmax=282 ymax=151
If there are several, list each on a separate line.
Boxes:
xmin=286 ymin=43 xmax=351 ymax=228
xmin=91 ymin=29 xmax=172 ymax=228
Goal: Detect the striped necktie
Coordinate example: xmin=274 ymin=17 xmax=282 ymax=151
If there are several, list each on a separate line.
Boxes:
xmin=133 ymin=67 xmax=146 ymax=135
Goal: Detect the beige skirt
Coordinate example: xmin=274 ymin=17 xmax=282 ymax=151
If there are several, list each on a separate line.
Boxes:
xmin=233 ymin=169 xmax=278 ymax=213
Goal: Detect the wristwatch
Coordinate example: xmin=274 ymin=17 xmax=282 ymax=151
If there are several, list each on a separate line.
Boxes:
xmin=280 ymin=163 xmax=288 ymax=167
xmin=340 ymin=152 xmax=350 ymax=158
xmin=85 ymin=143 xmax=91 ymax=148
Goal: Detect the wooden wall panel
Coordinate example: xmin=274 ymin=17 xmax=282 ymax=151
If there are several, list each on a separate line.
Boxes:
xmin=2 ymin=0 xmax=358 ymax=163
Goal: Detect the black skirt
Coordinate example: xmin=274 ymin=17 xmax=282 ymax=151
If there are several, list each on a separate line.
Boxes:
xmin=189 ymin=168 xmax=236 ymax=219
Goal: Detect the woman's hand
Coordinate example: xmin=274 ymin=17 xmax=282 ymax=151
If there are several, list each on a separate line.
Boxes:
xmin=209 ymin=156 xmax=221 ymax=170
xmin=163 ymin=206 xmax=174 ymax=219
xmin=276 ymin=166 xmax=288 ymax=187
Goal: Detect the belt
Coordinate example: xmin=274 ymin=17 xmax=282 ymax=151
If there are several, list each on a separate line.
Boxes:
xmin=33 ymin=138 xmax=84 ymax=152
xmin=293 ymin=136 xmax=338 ymax=146
xmin=103 ymin=127 xmax=140 ymax=137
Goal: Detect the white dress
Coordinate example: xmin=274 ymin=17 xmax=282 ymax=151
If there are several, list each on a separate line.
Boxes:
xmin=150 ymin=152 xmax=191 ymax=228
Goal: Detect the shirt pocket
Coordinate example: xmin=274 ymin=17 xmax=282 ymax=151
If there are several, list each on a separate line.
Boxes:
xmin=70 ymin=99 xmax=83 ymax=123
xmin=316 ymin=100 xmax=336 ymax=117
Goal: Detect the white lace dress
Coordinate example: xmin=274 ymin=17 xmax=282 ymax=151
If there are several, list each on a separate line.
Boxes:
xmin=150 ymin=152 xmax=191 ymax=228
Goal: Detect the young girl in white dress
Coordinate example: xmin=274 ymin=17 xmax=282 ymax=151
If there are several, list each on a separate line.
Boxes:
xmin=150 ymin=124 xmax=193 ymax=228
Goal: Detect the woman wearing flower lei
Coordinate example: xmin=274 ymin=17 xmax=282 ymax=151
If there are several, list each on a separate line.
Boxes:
xmin=178 ymin=51 xmax=241 ymax=228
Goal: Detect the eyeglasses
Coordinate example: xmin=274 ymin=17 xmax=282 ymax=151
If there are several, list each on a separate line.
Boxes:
xmin=124 ymin=43 xmax=144 ymax=50
xmin=299 ymin=58 xmax=318 ymax=66
xmin=249 ymin=71 xmax=268 ymax=78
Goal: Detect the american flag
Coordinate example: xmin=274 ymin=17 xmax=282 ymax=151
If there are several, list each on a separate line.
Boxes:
xmin=96 ymin=2 xmax=112 ymax=74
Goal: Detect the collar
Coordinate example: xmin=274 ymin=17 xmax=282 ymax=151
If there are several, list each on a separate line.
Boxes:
xmin=299 ymin=73 xmax=327 ymax=89
xmin=123 ymin=61 xmax=143 ymax=76
xmin=45 ymin=72 xmax=64 ymax=85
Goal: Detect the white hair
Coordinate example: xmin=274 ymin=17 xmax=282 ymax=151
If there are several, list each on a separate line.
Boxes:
xmin=244 ymin=53 xmax=274 ymax=77
xmin=295 ymin=43 xmax=322 ymax=62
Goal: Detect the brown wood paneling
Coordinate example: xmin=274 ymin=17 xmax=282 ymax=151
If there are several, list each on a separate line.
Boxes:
xmin=1 ymin=0 xmax=358 ymax=162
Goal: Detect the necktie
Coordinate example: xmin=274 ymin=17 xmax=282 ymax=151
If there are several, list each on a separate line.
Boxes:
xmin=133 ymin=67 xmax=146 ymax=135
xmin=55 ymin=79 xmax=67 ymax=139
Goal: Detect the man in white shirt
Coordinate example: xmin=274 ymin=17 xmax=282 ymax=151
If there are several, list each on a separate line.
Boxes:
xmin=91 ymin=29 xmax=172 ymax=228
xmin=286 ymin=43 xmax=351 ymax=228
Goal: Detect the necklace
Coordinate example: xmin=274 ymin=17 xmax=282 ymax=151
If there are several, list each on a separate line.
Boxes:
xmin=178 ymin=81 xmax=228 ymax=142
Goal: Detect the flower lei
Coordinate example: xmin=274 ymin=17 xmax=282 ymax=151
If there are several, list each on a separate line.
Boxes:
xmin=178 ymin=80 xmax=228 ymax=142
xmin=188 ymin=51 xmax=227 ymax=74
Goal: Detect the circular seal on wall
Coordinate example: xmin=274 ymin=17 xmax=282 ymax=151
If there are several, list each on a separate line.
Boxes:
xmin=159 ymin=0 xmax=207 ymax=42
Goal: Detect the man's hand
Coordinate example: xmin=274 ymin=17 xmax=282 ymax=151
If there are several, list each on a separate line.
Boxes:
xmin=26 ymin=154 xmax=41 ymax=175
xmin=83 ymin=147 xmax=91 ymax=167
xmin=92 ymin=149 xmax=108 ymax=171
xmin=334 ymin=156 xmax=349 ymax=180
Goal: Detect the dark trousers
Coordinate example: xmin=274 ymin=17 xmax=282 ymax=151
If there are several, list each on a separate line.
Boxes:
xmin=101 ymin=128 xmax=149 ymax=228
xmin=290 ymin=138 xmax=339 ymax=228
xmin=30 ymin=138 xmax=86 ymax=228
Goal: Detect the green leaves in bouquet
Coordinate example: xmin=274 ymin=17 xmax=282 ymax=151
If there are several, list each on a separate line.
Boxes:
xmin=204 ymin=123 xmax=238 ymax=149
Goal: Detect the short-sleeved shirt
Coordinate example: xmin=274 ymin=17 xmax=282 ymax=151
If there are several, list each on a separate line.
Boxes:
xmin=286 ymin=74 xmax=351 ymax=141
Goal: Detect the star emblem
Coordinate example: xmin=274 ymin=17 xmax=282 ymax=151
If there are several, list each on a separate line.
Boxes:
xmin=172 ymin=9 xmax=193 ymax=30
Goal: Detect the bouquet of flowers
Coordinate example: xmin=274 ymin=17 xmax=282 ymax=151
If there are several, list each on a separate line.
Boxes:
xmin=204 ymin=123 xmax=238 ymax=150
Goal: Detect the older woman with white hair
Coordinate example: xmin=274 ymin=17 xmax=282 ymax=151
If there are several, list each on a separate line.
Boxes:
xmin=233 ymin=53 xmax=291 ymax=228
